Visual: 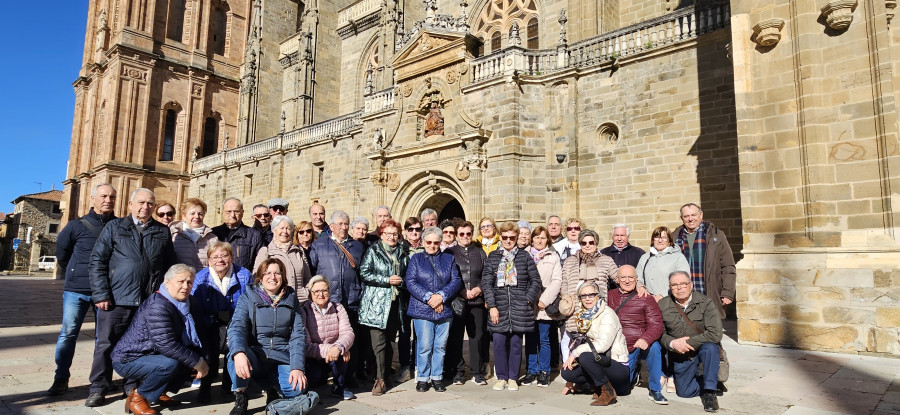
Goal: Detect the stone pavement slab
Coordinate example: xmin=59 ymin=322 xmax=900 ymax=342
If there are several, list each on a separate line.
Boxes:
xmin=1 ymin=275 xmax=899 ymax=414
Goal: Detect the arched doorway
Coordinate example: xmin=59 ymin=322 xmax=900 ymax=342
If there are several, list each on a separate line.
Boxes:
xmin=421 ymin=194 xmax=466 ymax=223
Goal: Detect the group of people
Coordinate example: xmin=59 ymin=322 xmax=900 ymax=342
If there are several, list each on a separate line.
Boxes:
xmin=49 ymin=182 xmax=735 ymax=414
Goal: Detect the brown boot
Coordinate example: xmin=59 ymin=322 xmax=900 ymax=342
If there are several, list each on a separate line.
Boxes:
xmin=590 ymin=383 xmax=617 ymax=406
xmin=156 ymin=393 xmax=181 ymax=407
xmin=126 ymin=390 xmax=158 ymax=414
xmin=372 ymin=379 xmax=386 ymax=396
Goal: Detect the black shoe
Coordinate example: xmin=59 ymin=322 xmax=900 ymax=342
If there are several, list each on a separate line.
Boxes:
xmin=48 ymin=378 xmax=69 ymax=395
xmin=452 ymin=373 xmax=465 ymax=385
xmin=701 ymin=390 xmax=719 ymax=412
xmin=520 ymin=373 xmax=536 ymax=385
xmin=197 ymin=383 xmax=211 ymax=404
xmin=536 ymin=372 xmax=550 ymax=387
xmin=415 ymin=381 xmax=430 ymax=392
xmin=230 ymin=391 xmax=248 ymax=415
xmin=266 ymin=388 xmax=281 ymax=405
xmin=84 ymin=392 xmax=105 ymax=407
xmin=472 ymin=374 xmax=487 ymax=385
xmin=433 ymin=381 xmax=447 ymax=392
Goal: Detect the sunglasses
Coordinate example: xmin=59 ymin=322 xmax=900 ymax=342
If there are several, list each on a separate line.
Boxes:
xmin=458 ymin=232 xmax=472 ymax=237
xmin=480 ymin=224 xmax=494 ymax=229
xmin=423 ymin=240 xmax=441 ymax=246
xmin=567 ymin=226 xmax=582 ymax=232
xmin=157 ymin=211 xmax=175 ymax=217
xmin=406 ymin=227 xmax=422 ymax=232
xmin=443 ymin=230 xmax=456 ymax=235
xmin=254 ymin=213 xmax=271 ymax=218
xmin=270 ymin=205 xmax=287 ymax=212
xmin=295 ymin=229 xmax=313 ymax=235
xmin=579 ymin=240 xmax=597 ymax=246
xmin=501 ymin=235 xmax=517 ymax=241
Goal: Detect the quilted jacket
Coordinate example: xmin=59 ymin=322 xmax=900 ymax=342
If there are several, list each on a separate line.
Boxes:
xmin=481 ymin=248 xmax=542 ymax=333
xmin=358 ymin=241 xmax=409 ymax=329
xmin=300 ymin=300 xmax=355 ymax=359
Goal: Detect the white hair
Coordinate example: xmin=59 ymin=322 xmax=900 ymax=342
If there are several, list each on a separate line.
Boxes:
xmin=92 ymin=183 xmax=116 ymax=198
xmin=129 ymin=188 xmax=154 ymax=202
xmin=613 ymin=223 xmax=630 ymax=236
xmin=421 ymin=226 xmax=442 ymax=241
xmin=351 ymin=216 xmax=370 ymax=228
xmin=330 ymin=210 xmax=350 ymax=223
xmin=271 ymin=215 xmax=295 ymax=232
xmin=373 ymin=205 xmax=391 ymax=216
xmin=223 ymin=197 xmax=243 ymax=209
xmin=164 ymin=263 xmax=196 ymax=282
xmin=420 ymin=208 xmax=437 ymax=221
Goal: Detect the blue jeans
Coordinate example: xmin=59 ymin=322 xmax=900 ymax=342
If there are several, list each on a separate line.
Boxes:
xmin=627 ymin=341 xmax=664 ymax=392
xmin=671 ymin=342 xmax=720 ymax=398
xmin=112 ymin=355 xmax=187 ymax=403
xmin=228 ymin=349 xmax=302 ymax=398
xmin=525 ymin=320 xmax=552 ymax=375
xmin=54 ymin=291 xmax=96 ymax=380
xmin=413 ymin=318 xmax=451 ymax=382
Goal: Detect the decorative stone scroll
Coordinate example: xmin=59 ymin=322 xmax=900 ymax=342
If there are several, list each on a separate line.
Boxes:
xmin=821 ymin=0 xmax=858 ymax=30
xmin=752 ymin=18 xmax=785 ymax=47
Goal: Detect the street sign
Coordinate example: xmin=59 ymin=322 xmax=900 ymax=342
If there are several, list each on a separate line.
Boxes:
xmin=12 ymin=238 xmax=20 ymax=251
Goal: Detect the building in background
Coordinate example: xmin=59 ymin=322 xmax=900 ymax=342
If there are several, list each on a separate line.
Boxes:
xmin=0 ymin=190 xmax=63 ymax=271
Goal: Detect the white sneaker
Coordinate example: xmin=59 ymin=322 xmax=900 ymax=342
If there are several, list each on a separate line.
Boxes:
xmin=493 ymin=380 xmax=507 ymax=391
xmin=508 ymin=381 xmax=519 ymax=391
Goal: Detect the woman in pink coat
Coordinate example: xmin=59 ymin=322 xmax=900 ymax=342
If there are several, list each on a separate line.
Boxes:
xmin=300 ymin=275 xmax=355 ymax=400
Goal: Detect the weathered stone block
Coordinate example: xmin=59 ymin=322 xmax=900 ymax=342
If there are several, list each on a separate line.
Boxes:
xmin=821 ymin=306 xmax=875 ymax=325
xmin=738 ymin=318 xmax=759 ymax=343
xmin=876 ymin=308 xmax=900 ymax=328
xmin=781 ymin=305 xmax=822 ymax=323
xmin=815 ymin=269 xmax=874 ymax=288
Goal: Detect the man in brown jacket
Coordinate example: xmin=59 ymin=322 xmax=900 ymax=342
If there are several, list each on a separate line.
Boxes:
xmin=671 ymin=203 xmax=736 ymax=319
xmin=659 ymin=271 xmax=722 ymax=412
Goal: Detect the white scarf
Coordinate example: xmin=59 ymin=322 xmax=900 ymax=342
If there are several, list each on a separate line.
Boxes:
xmin=208 ymin=266 xmax=231 ymax=295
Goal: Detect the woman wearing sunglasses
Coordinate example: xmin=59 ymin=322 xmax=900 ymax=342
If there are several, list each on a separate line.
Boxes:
xmin=155 ymin=203 xmax=176 ymax=226
xmin=394 ymin=217 xmax=425 ymax=383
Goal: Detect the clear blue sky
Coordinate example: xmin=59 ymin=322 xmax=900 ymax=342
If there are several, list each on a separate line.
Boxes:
xmin=0 ymin=2 xmax=89 ymax=212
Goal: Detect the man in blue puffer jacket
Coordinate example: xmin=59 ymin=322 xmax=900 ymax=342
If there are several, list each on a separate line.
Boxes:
xmin=49 ymin=183 xmax=117 ymax=396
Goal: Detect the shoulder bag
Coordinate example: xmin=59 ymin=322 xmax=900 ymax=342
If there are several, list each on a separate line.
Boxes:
xmin=675 ymin=305 xmax=729 ymax=383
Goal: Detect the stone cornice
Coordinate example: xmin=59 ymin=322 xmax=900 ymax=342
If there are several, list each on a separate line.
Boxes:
xmin=337 ymin=13 xmax=381 ymax=39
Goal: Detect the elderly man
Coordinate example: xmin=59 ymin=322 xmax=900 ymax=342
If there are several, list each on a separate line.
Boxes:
xmin=310 ymin=203 xmax=331 ymax=238
xmin=251 ymin=204 xmax=273 ymax=245
xmin=309 ymin=210 xmax=367 ymax=383
xmin=601 ymin=224 xmax=646 ymax=268
xmin=552 ymin=217 xmax=583 ymax=261
xmin=607 ymin=265 xmax=666 ymax=405
xmin=420 ymin=208 xmax=438 ymax=228
xmin=671 ymin=203 xmax=736 ymax=319
xmin=659 ymin=271 xmax=722 ymax=412
xmin=373 ymin=205 xmax=392 ymax=228
xmin=111 ymin=264 xmax=209 ymax=414
xmin=547 ymin=215 xmax=564 ymax=244
xmin=49 ymin=183 xmax=118 ymax=395
xmin=212 ymin=197 xmax=263 ymax=272
xmin=87 ymin=188 xmax=176 ymax=407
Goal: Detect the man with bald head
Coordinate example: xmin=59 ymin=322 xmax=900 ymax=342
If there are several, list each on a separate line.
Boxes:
xmin=607 ymin=265 xmax=667 ymax=405
xmin=87 ymin=188 xmax=176 ymax=407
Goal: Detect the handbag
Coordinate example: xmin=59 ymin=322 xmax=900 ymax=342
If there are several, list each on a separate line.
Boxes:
xmin=675 ymin=306 xmax=730 ymax=383
xmin=587 ymin=338 xmax=612 ymax=367
xmin=265 ymin=391 xmax=320 ymax=415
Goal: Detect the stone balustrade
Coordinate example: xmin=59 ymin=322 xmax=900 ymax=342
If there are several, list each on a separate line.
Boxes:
xmin=364 ymin=88 xmax=397 ymax=114
xmin=337 ymin=0 xmax=381 ymax=28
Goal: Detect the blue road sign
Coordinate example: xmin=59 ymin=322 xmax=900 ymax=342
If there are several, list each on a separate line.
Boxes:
xmin=12 ymin=238 xmax=21 ymax=251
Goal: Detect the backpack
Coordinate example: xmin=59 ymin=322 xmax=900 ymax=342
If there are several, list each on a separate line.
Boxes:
xmin=265 ymin=391 xmax=320 ymax=415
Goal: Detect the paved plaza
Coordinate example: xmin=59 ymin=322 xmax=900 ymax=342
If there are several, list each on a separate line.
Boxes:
xmin=0 ymin=275 xmax=898 ymax=415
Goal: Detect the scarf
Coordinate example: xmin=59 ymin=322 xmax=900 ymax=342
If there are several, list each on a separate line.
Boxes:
xmin=576 ymin=249 xmax=600 ymax=280
xmin=255 ymin=283 xmax=286 ymax=307
xmin=574 ymin=298 xmax=602 ymax=334
xmin=273 ymin=240 xmax=291 ymax=252
xmin=530 ymin=246 xmax=550 ymax=264
xmin=495 ymin=247 xmax=518 ymax=287
xmin=158 ymin=283 xmax=202 ymax=348
xmin=676 ymin=222 xmax=707 ymax=295
xmin=179 ymin=223 xmax=203 ymax=243
xmin=381 ymin=240 xmax=402 ymax=301
xmin=208 ymin=266 xmax=231 ymax=295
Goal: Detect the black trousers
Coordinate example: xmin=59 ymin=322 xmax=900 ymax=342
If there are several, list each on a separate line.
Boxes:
xmin=89 ymin=305 xmax=138 ymax=394
xmin=346 ymin=309 xmax=372 ymax=379
xmin=201 ymin=323 xmax=229 ymax=388
xmin=444 ymin=304 xmax=487 ymax=377
xmin=561 ymin=352 xmax=630 ymax=394
xmin=369 ymin=300 xmax=401 ymax=380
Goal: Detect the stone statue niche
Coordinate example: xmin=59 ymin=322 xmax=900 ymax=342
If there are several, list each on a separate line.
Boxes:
xmin=419 ymin=87 xmax=448 ymax=138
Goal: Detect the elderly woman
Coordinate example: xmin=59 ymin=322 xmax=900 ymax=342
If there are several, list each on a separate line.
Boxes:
xmin=406 ymin=227 xmax=463 ymax=392
xmin=358 ymin=219 xmax=409 ymax=395
xmin=155 ymin=202 xmax=176 ymax=226
xmin=350 ymin=216 xmax=370 ymax=243
xmin=439 ymin=219 xmax=457 ymax=251
xmin=522 ymin=226 xmax=562 ymax=387
xmin=111 ymin=264 xmax=209 ymax=414
xmin=637 ymin=226 xmax=691 ymax=301
xmin=444 ymin=221 xmax=488 ymax=386
xmin=191 ymin=241 xmax=252 ymax=402
xmin=482 ymin=221 xmax=541 ymax=392
xmin=517 ymin=220 xmax=533 ymax=249
xmin=394 ymin=216 xmax=424 ymax=383
xmin=301 ymin=275 xmax=355 ymax=400
xmin=227 ymin=258 xmax=308 ymax=415
xmin=477 ymin=217 xmax=500 ymax=255
xmin=560 ymin=229 xmax=646 ymax=363
xmin=255 ymin=215 xmax=312 ymax=304
xmin=560 ymin=281 xmax=630 ymax=406
xmin=170 ymin=198 xmax=218 ymax=270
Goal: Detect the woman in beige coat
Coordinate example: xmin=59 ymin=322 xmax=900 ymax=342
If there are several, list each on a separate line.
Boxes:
xmin=522 ymin=226 xmax=561 ymax=387
xmin=254 ymin=215 xmax=312 ymax=303
xmin=170 ymin=198 xmax=218 ymax=270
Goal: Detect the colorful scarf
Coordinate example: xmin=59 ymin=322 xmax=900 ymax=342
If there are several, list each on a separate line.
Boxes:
xmin=158 ymin=283 xmax=202 ymax=348
xmin=530 ymin=246 xmax=550 ymax=264
xmin=573 ymin=298 xmax=603 ymax=334
xmin=255 ymin=283 xmax=286 ymax=307
xmin=676 ymin=222 xmax=707 ymax=295
xmin=495 ymin=247 xmax=518 ymax=287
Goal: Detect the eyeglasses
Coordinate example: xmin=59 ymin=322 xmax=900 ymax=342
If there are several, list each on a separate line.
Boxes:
xmin=254 ymin=213 xmax=271 ymax=219
xmin=653 ymin=236 xmax=669 ymax=241
xmin=209 ymin=255 xmax=231 ymax=261
xmin=295 ymin=229 xmax=313 ymax=235
xmin=579 ymin=292 xmax=600 ymax=299
xmin=423 ymin=240 xmax=441 ymax=246
xmin=480 ymin=224 xmax=494 ymax=229
xmin=382 ymin=232 xmax=399 ymax=237
xmin=619 ymin=275 xmax=637 ymax=281
xmin=157 ymin=211 xmax=175 ymax=217
xmin=670 ymin=281 xmax=691 ymax=288
xmin=270 ymin=205 xmax=287 ymax=212
xmin=311 ymin=289 xmax=329 ymax=296
xmin=406 ymin=226 xmax=422 ymax=232
xmin=501 ymin=235 xmax=517 ymax=241
xmin=458 ymin=232 xmax=472 ymax=237
xmin=567 ymin=226 xmax=581 ymax=232
xmin=579 ymin=240 xmax=597 ymax=246
xmin=443 ymin=230 xmax=456 ymax=235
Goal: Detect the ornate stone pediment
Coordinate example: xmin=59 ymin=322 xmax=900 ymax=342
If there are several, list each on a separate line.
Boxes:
xmin=390 ymin=29 xmax=481 ymax=83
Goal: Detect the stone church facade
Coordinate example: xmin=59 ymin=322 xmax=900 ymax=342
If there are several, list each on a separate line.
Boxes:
xmin=63 ymin=0 xmax=900 ymax=356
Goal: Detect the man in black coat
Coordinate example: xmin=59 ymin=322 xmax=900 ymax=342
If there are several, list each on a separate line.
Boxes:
xmin=212 ymin=197 xmax=263 ymax=272
xmin=49 ymin=183 xmax=118 ymax=396
xmin=86 ymin=188 xmax=176 ymax=407
xmin=600 ymin=224 xmax=646 ymax=268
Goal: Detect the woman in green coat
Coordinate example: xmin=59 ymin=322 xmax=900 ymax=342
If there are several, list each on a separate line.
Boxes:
xmin=359 ymin=219 xmax=409 ymax=395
